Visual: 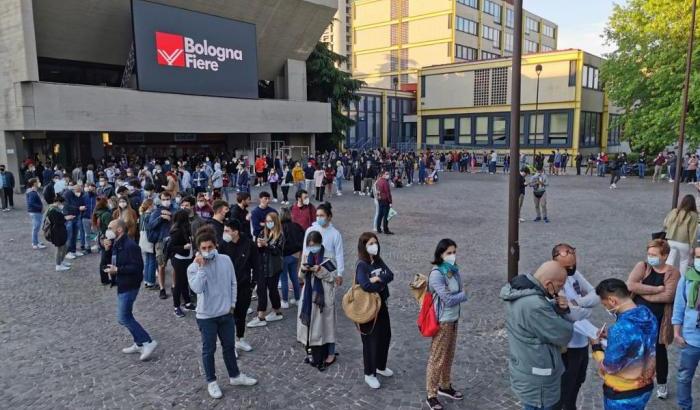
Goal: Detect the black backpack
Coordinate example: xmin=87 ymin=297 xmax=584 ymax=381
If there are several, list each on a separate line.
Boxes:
xmin=42 ymin=212 xmax=53 ymax=242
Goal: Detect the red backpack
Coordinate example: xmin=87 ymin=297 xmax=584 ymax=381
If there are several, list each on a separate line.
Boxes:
xmin=417 ymin=291 xmax=439 ymax=337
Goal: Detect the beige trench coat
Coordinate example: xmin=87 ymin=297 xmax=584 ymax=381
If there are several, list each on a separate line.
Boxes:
xmin=296 ymin=258 xmax=337 ymax=347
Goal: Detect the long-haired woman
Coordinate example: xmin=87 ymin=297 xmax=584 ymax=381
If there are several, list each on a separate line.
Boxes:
xmin=663 ymin=194 xmax=698 ymax=275
xmin=247 ymin=211 xmax=285 ymax=327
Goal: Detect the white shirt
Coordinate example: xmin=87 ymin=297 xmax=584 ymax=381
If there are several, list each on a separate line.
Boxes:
xmin=562 ymin=271 xmax=600 ymax=348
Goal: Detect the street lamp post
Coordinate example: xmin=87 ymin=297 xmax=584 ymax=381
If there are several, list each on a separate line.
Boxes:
xmin=507 ymin=0 xmax=524 ymax=281
xmin=672 ymin=0 xmax=697 ymax=208
xmin=532 ymin=64 xmax=543 ymax=168
xmin=392 ymin=77 xmax=399 ymax=149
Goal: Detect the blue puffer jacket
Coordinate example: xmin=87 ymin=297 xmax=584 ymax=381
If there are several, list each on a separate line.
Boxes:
xmin=146 ymin=204 xmax=173 ymax=243
xmin=111 ymin=234 xmax=144 ymax=293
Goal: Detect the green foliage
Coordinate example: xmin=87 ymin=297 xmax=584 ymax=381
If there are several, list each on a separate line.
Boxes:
xmin=601 ymin=0 xmax=699 ymax=154
xmin=306 ymin=42 xmax=365 ymax=149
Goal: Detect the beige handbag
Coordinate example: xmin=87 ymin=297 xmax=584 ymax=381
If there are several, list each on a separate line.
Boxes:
xmin=342 ymin=271 xmax=381 ymax=329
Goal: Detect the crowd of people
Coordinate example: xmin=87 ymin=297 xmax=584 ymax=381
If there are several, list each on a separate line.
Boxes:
xmin=9 ymin=146 xmax=700 ymax=409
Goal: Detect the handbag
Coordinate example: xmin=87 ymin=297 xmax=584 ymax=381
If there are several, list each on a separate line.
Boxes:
xmin=387 ymin=207 xmax=398 ymax=221
xmin=651 ymin=231 xmax=666 ymax=240
xmin=417 ymin=291 xmax=440 ymax=337
xmin=342 ymin=270 xmax=381 ymax=330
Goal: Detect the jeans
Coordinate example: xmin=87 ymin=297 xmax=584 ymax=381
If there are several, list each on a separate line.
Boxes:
xmin=29 ymin=212 xmax=43 ymax=246
xmin=376 ymin=201 xmax=390 ymax=232
xmin=335 ymin=176 xmax=343 ymax=192
xmin=196 ymin=314 xmax=240 ymax=383
xmin=280 ymin=255 xmax=300 ymax=301
xmin=678 ymin=343 xmax=700 ymax=410
xmin=117 ymin=288 xmax=152 ymax=345
xmin=143 ymin=252 xmax=156 ymax=285
xmin=524 ymin=406 xmax=555 ymax=410
xmin=65 ymin=217 xmax=80 ymax=253
xmin=78 ymin=218 xmax=86 ymax=250
xmin=638 ymin=163 xmax=646 ymax=178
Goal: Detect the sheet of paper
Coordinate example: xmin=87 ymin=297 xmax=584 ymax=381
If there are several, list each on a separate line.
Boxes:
xmin=574 ymin=319 xmax=600 ymax=339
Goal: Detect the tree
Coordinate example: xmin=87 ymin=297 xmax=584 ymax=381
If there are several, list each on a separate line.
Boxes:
xmin=306 ymin=42 xmax=364 ymax=150
xmin=601 ymin=0 xmax=699 ymax=153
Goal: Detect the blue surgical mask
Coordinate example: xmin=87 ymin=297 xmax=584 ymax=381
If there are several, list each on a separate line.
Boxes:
xmin=201 ymin=249 xmax=217 ymax=260
xmin=266 ymin=221 xmax=275 ymax=230
xmin=647 ymin=256 xmax=661 ymax=267
xmin=308 ymin=245 xmax=321 ymax=254
xmin=694 ymin=258 xmax=700 ymax=271
xmin=316 ymin=217 xmax=327 ymax=226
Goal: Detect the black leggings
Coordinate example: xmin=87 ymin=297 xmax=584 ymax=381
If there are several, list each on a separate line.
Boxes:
xmin=256 ymin=272 xmax=281 ymax=312
xmin=171 ymin=257 xmax=193 ymax=308
xmin=234 ymin=281 xmax=253 ymax=338
xmin=315 ymin=186 xmax=325 ymax=202
xmin=656 ymin=343 xmax=668 ymax=384
xmin=270 ymin=182 xmax=278 ymax=199
xmin=353 ymin=176 xmax=362 ymax=192
xmin=281 ymin=186 xmax=290 ymax=202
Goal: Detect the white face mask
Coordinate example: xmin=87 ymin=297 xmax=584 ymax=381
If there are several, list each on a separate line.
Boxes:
xmin=443 ymin=254 xmax=456 ymax=265
xmin=222 ymin=233 xmax=233 ymax=243
xmin=303 ymin=198 xmax=310 ymax=206
xmin=105 ymin=230 xmax=117 ymax=240
xmin=366 ymin=243 xmax=379 ymax=256
xmin=197 ymin=201 xmax=206 ymax=208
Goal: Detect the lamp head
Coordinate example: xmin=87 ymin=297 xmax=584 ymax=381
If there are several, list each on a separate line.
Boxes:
xmin=535 ymin=64 xmax=543 ymax=75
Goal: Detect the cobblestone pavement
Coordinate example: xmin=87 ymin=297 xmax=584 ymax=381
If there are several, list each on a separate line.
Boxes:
xmin=1 ymin=171 xmax=698 ymax=409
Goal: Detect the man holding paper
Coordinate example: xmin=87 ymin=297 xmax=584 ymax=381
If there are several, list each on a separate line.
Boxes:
xmin=552 ymin=243 xmax=600 ymax=410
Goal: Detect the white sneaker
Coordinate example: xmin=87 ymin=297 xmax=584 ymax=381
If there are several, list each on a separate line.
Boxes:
xmin=657 ymin=384 xmax=668 ymax=399
xmin=122 ymin=343 xmax=142 ymax=354
xmin=337 ymin=192 xmax=342 ymax=196
xmin=207 ymin=381 xmax=223 ymax=399
xmin=139 ymin=340 xmax=158 ymax=361
xmin=230 ymin=373 xmax=258 ymax=386
xmin=65 ymin=253 xmax=77 ymax=260
xmin=376 ymin=368 xmax=394 ymax=377
xmin=272 ymin=198 xmax=278 ymax=203
xmin=364 ymin=375 xmax=381 ymax=389
xmin=55 ymin=265 xmax=70 ymax=272
xmin=236 ymin=338 xmax=253 ymax=352
xmin=246 ymin=307 xmax=254 ymax=315
xmin=246 ymin=317 xmax=267 ymax=328
xmin=280 ymin=300 xmax=290 ymax=309
xmin=265 ymin=311 xmax=283 ymax=322
xmin=61 ymin=261 xmax=72 ymax=267
xmin=74 ymin=251 xmax=85 ymax=257
xmin=518 ymin=218 xmax=525 ymax=223
xmin=289 ymin=299 xmax=298 ymax=306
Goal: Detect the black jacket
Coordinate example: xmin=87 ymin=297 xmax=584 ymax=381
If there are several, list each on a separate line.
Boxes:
xmin=209 ymin=218 xmax=225 ymax=245
xmin=46 ymin=206 xmax=67 ymax=246
xmin=169 ymin=224 xmax=192 ymax=258
xmin=111 ymin=234 xmax=144 ymax=293
xmin=229 ymin=205 xmax=250 ymax=238
xmin=257 ymin=234 xmax=284 ymax=277
xmin=282 ymin=220 xmax=304 ymax=256
xmin=218 ymin=236 xmax=260 ymax=286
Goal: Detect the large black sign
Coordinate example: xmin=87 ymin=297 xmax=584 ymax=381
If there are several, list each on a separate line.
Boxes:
xmin=132 ymin=0 xmax=258 ymax=99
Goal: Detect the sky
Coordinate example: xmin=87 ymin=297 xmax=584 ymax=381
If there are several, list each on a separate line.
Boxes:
xmin=524 ymin=0 xmax=628 ymax=57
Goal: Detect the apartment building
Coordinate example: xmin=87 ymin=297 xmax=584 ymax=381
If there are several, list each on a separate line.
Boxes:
xmin=351 ymin=0 xmax=557 ymax=89
xmin=321 ymin=0 xmax=353 ymax=70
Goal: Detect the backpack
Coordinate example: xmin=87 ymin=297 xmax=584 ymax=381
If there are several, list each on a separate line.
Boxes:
xmin=42 ymin=213 xmax=53 ymax=242
xmin=161 ymin=236 xmax=174 ymax=260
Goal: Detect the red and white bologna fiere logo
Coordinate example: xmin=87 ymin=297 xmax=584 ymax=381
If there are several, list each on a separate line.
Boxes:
xmin=155 ymin=31 xmax=243 ymax=72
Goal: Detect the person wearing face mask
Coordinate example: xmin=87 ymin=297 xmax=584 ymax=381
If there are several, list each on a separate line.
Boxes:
xmin=26 ymin=178 xmax=46 ymax=250
xmin=297 ymin=231 xmax=337 ymax=371
xmin=63 ymin=183 xmax=88 ymax=259
xmin=374 ymin=170 xmax=394 ymax=235
xmin=169 ymin=209 xmax=197 ymax=317
xmin=45 ymin=195 xmax=71 ymax=271
xmin=136 ymin=199 xmax=157 ymax=289
xmin=551 ymin=244 xmax=600 ymax=410
xmin=280 ymin=207 xmax=305 ymax=308
xmin=188 ymin=226 xmax=259 ymax=399
xmin=194 ymin=192 xmax=214 ymax=219
xmin=530 ymin=167 xmax=549 ymax=223
xmin=79 ymin=182 xmax=97 ymax=254
xmin=291 ymin=162 xmax=305 ymax=193
xmin=250 ymin=191 xmax=277 ymax=238
xmin=0 ymin=164 xmax=16 ymax=211
xmin=591 ymin=278 xmax=657 ymax=410
xmin=500 ymin=261 xmax=575 ymax=410
xmin=303 ymin=160 xmax=316 ymax=193
xmin=313 ymin=165 xmax=325 ymax=202
xmin=180 ymin=196 xmax=206 ymax=239
xmin=626 ymin=239 xmax=680 ymax=400
xmin=424 ymin=239 xmax=469 ymax=410
xmin=97 ymin=176 xmax=114 ymax=199
xmin=355 ymin=232 xmax=394 ymax=389
xmin=280 ymin=164 xmax=293 ymax=205
xmin=352 ymin=160 xmax=365 ymax=195
xmin=247 ymin=212 xmax=285 ymax=327
xmin=230 ymin=192 xmax=252 ymax=237
xmin=518 ymin=167 xmax=530 ymax=223
xmin=671 ymin=247 xmax=700 ymax=409
xmin=291 ymin=190 xmax=316 ymax=231
xmin=218 ymin=220 xmax=260 ymax=353
xmin=147 ymin=191 xmax=175 ymax=299
xmin=363 ymin=161 xmax=377 ymax=196
xmin=103 ymin=219 xmax=158 ymax=362
xmin=112 ymin=196 xmax=139 ymax=241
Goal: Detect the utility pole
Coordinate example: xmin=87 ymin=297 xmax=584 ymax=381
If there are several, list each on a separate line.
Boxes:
xmin=507 ymin=0 xmax=523 ymax=281
xmin=672 ymin=0 xmax=697 ymax=208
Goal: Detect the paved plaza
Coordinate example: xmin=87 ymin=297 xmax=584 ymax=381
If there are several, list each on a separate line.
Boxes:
xmin=1 ymin=171 xmax=699 ymax=409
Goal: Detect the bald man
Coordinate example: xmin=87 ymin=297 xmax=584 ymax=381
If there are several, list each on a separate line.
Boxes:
xmin=500 ymin=261 xmax=575 ymax=410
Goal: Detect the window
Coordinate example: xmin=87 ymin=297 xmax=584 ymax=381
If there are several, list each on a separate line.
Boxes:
xmin=426 ymin=119 xmax=440 ymax=145
xmin=474 ymin=69 xmax=490 ymax=106
xmin=543 ymin=25 xmax=556 ymax=38
xmin=548 ymin=113 xmax=569 ymax=145
xmin=475 ymin=116 xmax=489 ymax=144
xmin=582 ymin=65 xmax=600 ymax=90
xmin=481 ymin=50 xmax=500 ymax=60
xmin=504 ymin=33 xmax=514 ymax=52
xmin=525 ymin=40 xmax=538 ymax=54
xmin=528 ymin=113 xmax=545 ymax=145
xmin=540 ymin=44 xmax=553 ymax=52
xmin=457 ymin=0 xmax=477 ymax=7
xmin=421 ymin=75 xmax=426 ymax=98
xmin=483 ymin=0 xmax=502 ymax=24
xmin=443 ymin=118 xmax=456 ymax=144
xmin=506 ymin=8 xmax=514 ymax=28
xmin=456 ymin=16 xmax=478 ymax=35
xmin=608 ymin=114 xmax=623 ymax=146
xmin=492 ymin=116 xmax=507 ymax=146
xmin=459 ymin=117 xmax=472 ymax=144
xmin=455 ymin=44 xmax=478 ymax=61
xmin=526 ymin=17 xmax=539 ymax=33
xmin=580 ymin=111 xmax=601 ymax=147
xmin=482 ymin=25 xmax=501 ymax=46
xmin=491 ymin=67 xmax=508 ymax=105
xmin=568 ymin=61 xmax=577 ymax=86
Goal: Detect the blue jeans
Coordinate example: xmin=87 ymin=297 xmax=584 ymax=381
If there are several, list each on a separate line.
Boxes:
xmin=280 ymin=255 xmax=300 ymax=301
xmin=29 ymin=212 xmax=42 ymax=246
xmin=678 ymin=344 xmax=700 ymax=410
xmin=638 ymin=163 xmax=646 ymax=178
xmin=335 ymin=176 xmax=343 ymax=192
xmin=523 ymin=405 xmax=554 ymax=410
xmin=196 ymin=314 xmax=240 ymax=383
xmin=143 ymin=252 xmax=157 ymax=285
xmin=65 ymin=217 xmax=80 ymax=253
xmin=117 ymin=288 xmax=152 ymax=345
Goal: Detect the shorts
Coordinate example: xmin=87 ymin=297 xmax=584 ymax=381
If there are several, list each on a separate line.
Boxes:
xmin=256 ymin=172 xmax=264 ymax=178
xmin=155 ymin=241 xmax=167 ymax=267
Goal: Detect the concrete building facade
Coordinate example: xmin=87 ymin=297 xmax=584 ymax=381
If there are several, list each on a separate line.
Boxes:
xmin=351 ymin=0 xmax=558 ymax=89
xmin=0 ymin=0 xmax=337 ymax=183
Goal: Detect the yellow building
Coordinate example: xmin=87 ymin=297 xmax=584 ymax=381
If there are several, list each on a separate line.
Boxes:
xmin=416 ymin=49 xmax=624 ymax=156
xmin=321 ymin=0 xmax=353 ymax=71
xmin=351 ymin=0 xmax=557 ymax=89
